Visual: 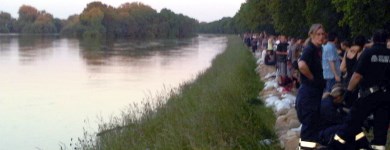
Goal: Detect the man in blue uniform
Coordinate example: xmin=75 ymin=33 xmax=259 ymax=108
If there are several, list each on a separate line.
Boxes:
xmin=318 ymin=85 xmax=370 ymax=149
xmin=331 ymin=29 xmax=390 ymax=150
xmin=318 ymin=86 xmax=347 ymax=146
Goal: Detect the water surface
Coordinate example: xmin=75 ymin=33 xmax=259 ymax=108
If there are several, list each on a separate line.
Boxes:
xmin=0 ymin=34 xmax=227 ymax=149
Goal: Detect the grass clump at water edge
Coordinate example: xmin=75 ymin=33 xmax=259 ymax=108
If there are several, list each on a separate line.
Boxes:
xmin=77 ymin=36 xmax=279 ymax=149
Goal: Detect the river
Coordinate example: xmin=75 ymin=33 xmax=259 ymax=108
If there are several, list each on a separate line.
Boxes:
xmin=0 ymin=34 xmax=227 ymax=149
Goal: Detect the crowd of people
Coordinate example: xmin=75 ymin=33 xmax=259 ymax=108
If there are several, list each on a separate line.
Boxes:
xmin=243 ymin=32 xmax=303 ymax=92
xmin=243 ymin=24 xmax=390 ymax=150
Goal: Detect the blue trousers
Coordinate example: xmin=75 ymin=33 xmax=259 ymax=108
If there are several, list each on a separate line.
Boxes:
xmin=296 ymin=84 xmax=323 ymax=142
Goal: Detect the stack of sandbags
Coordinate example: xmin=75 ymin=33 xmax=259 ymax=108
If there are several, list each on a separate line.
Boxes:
xmin=257 ymin=63 xmax=301 ymax=150
xmin=275 ymin=109 xmax=301 ymax=149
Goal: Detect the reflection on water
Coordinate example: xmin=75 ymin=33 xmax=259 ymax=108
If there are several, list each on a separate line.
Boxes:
xmin=0 ymin=34 xmax=227 ymax=149
xmin=18 ymin=35 xmax=58 ymax=64
xmin=79 ymin=37 xmax=198 ymax=69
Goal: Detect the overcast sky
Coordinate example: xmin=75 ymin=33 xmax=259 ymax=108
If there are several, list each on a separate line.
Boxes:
xmin=0 ymin=0 xmax=245 ymax=22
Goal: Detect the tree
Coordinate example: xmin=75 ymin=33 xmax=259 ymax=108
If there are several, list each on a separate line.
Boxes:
xmin=16 ymin=5 xmax=59 ymax=33
xmin=59 ymin=1 xmax=198 ymax=38
xmin=198 ymin=17 xmax=237 ymax=34
xmin=18 ymin=5 xmax=39 ymax=23
xmin=53 ymin=18 xmax=63 ymax=33
xmin=33 ymin=11 xmax=57 ymax=33
xmin=0 ymin=11 xmax=13 ymax=33
xmin=118 ymin=2 xmax=158 ymax=38
xmin=332 ymin=0 xmax=390 ymax=36
xmin=304 ymin=0 xmax=349 ymax=38
xmin=80 ymin=7 xmax=106 ymax=38
xmin=235 ymin=0 xmax=274 ymax=33
xmin=268 ymin=0 xmax=308 ymax=37
xmin=61 ymin=15 xmax=85 ymax=37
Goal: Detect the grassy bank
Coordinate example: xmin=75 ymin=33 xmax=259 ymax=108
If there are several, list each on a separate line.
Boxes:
xmin=79 ymin=36 xmax=278 ymax=149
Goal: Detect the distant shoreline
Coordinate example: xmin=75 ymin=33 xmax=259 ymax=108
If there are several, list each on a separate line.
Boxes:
xmin=0 ymin=33 xmax=60 ymax=36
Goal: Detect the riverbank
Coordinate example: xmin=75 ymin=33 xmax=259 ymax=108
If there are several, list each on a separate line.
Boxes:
xmin=78 ymin=36 xmax=280 ymax=149
xmin=254 ymin=56 xmax=301 ymax=150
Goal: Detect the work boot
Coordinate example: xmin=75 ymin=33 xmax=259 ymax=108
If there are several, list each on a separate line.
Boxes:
xmin=355 ymin=132 xmax=372 ymax=150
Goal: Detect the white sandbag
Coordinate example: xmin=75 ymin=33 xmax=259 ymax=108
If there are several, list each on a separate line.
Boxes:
xmin=274 ymin=100 xmax=291 ymax=112
xmin=256 ymin=58 xmax=262 ymax=65
xmin=265 ymin=96 xmax=280 ymax=108
xmin=282 ymin=93 xmax=296 ymax=102
xmin=264 ymin=72 xmax=277 ymax=79
xmin=281 ymin=97 xmax=295 ymax=107
xmin=264 ymin=80 xmax=278 ymax=90
xmin=290 ymin=124 xmax=302 ymax=132
xmin=261 ymin=50 xmax=267 ymax=62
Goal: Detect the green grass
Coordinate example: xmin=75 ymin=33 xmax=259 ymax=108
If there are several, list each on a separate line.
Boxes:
xmin=77 ymin=36 xmax=279 ymax=150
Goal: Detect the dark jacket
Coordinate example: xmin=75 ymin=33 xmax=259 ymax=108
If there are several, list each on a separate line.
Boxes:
xmin=355 ymin=44 xmax=390 ymax=89
xmin=320 ymin=96 xmax=347 ymax=129
xmin=299 ymin=41 xmax=325 ymax=89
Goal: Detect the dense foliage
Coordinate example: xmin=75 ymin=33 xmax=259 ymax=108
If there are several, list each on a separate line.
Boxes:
xmin=198 ymin=17 xmax=239 ymax=34
xmin=0 ymin=11 xmax=16 ymax=33
xmin=200 ymin=0 xmax=390 ymax=37
xmin=61 ymin=2 xmax=198 ymax=38
xmin=332 ymin=0 xmax=390 ymax=36
xmin=0 ymin=2 xmax=198 ymax=38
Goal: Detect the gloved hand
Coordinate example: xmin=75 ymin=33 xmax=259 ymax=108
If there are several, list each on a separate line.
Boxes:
xmin=343 ymin=90 xmax=353 ymax=107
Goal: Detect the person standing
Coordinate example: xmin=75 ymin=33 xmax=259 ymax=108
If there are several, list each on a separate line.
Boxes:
xmin=331 ymin=29 xmax=390 ymax=150
xmin=339 ymin=35 xmax=367 ymax=106
xmin=290 ymin=39 xmax=304 ymax=68
xmin=295 ymin=24 xmax=326 ymax=149
xmin=261 ymin=33 xmax=269 ymax=61
xmin=244 ymin=33 xmax=252 ymax=48
xmin=251 ymin=33 xmax=258 ymax=53
xmin=276 ymin=35 xmax=289 ymax=86
xmin=322 ymin=32 xmax=341 ymax=92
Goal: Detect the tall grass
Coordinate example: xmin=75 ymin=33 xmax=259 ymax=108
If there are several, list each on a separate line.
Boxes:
xmin=78 ymin=36 xmax=278 ymax=149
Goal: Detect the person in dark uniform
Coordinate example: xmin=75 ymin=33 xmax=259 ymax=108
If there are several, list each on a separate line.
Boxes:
xmin=331 ymin=29 xmax=390 ymax=150
xmin=320 ymin=85 xmax=346 ymax=129
xmin=318 ymin=85 xmax=347 ymax=144
xmin=296 ymin=24 xmax=326 ymax=149
xmin=318 ymin=85 xmax=370 ymax=149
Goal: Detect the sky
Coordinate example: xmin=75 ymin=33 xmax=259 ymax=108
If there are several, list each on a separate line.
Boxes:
xmin=0 ymin=0 xmax=246 ymax=22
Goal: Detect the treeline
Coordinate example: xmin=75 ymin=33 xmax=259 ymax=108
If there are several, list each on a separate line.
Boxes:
xmin=200 ymin=0 xmax=390 ymax=38
xmin=0 ymin=6 xmax=61 ymax=33
xmin=198 ymin=17 xmax=239 ymax=34
xmin=0 ymin=2 xmax=198 ymax=38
